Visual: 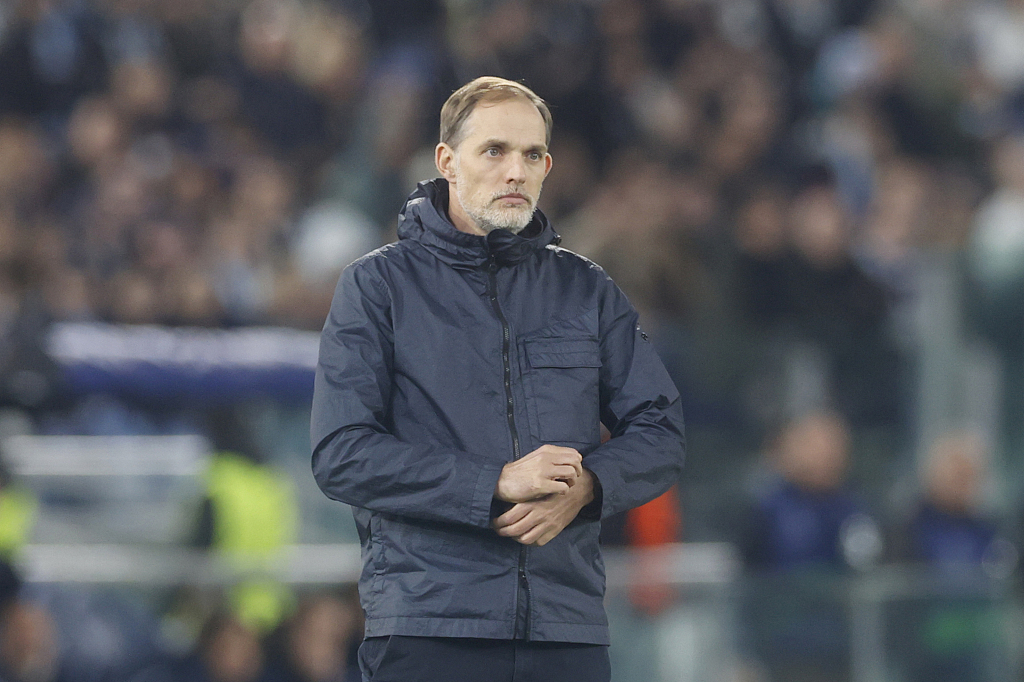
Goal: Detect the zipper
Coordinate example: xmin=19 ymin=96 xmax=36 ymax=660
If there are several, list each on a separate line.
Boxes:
xmin=486 ymin=257 xmax=531 ymax=640
xmin=486 ymin=259 xmax=521 ymax=463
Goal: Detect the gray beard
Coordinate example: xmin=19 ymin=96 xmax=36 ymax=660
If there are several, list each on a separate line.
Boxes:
xmin=474 ymin=216 xmax=529 ymax=234
xmin=453 ymin=176 xmax=540 ymax=234
xmin=461 ymin=200 xmax=535 ymax=234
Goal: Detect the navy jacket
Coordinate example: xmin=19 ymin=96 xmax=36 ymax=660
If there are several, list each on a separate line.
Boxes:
xmin=744 ymin=479 xmax=872 ymax=571
xmin=311 ymin=179 xmax=685 ymax=644
xmin=907 ymin=502 xmax=999 ymax=567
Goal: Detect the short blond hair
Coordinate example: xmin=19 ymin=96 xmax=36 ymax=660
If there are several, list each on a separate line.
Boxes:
xmin=440 ymin=76 xmax=552 ymax=149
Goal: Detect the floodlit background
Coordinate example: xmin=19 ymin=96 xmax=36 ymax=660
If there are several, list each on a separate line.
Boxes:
xmin=0 ymin=0 xmax=1023 ymax=680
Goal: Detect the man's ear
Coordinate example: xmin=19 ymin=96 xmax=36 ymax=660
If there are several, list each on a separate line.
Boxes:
xmin=436 ymin=143 xmax=457 ymax=182
xmin=544 ymin=153 xmax=552 ymax=178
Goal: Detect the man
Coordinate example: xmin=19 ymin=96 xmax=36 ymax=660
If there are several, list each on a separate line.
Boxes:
xmin=311 ymin=77 xmax=685 ymax=682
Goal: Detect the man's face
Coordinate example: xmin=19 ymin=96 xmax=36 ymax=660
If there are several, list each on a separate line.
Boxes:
xmin=437 ymin=96 xmax=552 ymax=235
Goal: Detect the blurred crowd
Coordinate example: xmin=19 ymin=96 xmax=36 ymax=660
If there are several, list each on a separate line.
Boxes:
xmin=1 ymin=0 xmax=1023 ymax=433
xmin=0 ymin=570 xmax=363 ymax=682
xmin=3 ymin=0 xmax=1024 ymax=679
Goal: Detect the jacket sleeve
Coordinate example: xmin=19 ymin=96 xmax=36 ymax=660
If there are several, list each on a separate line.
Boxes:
xmin=583 ymin=279 xmax=685 ymax=519
xmin=310 ymin=261 xmax=504 ymax=529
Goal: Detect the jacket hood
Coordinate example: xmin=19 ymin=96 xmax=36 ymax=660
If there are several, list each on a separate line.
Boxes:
xmin=396 ymin=178 xmax=560 ymax=268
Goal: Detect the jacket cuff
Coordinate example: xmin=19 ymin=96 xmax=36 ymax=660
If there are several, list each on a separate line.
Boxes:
xmin=578 ymin=467 xmax=604 ymax=521
xmin=471 ymin=462 xmax=505 ymax=528
xmin=580 ymin=459 xmax=617 ymax=519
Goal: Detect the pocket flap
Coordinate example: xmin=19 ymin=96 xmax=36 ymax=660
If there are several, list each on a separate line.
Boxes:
xmin=525 ymin=338 xmax=601 ymax=369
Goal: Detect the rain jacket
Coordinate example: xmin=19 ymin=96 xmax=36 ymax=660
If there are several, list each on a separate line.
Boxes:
xmin=311 ymin=179 xmax=685 ymax=644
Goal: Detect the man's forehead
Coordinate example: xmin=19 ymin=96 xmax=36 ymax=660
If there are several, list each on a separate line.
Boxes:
xmin=460 ymin=97 xmax=547 ymax=144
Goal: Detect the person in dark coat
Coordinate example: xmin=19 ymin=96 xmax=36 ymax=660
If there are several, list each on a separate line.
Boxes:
xmin=740 ymin=411 xmax=881 ymax=682
xmin=901 ymin=431 xmax=1007 ymax=569
xmin=310 ymin=77 xmax=685 ymax=682
xmin=264 ymin=590 xmax=362 ymax=682
xmin=743 ymin=410 xmax=879 ymax=572
xmin=889 ymin=430 xmax=1015 ymax=682
xmin=128 ymin=611 xmax=274 ymax=682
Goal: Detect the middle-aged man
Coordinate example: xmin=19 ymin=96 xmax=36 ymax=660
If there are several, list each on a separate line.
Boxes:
xmin=311 ymin=76 xmax=685 ymax=682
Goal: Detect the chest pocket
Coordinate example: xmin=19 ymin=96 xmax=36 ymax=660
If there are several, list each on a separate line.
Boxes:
xmin=523 ymin=337 xmax=602 ymax=445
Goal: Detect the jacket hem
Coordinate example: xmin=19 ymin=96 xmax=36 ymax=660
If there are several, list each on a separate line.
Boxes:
xmin=363 ymin=616 xmax=610 ymax=644
xmin=364 ymin=616 xmax=515 ymax=639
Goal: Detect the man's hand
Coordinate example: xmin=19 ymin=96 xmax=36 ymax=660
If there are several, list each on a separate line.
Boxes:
xmin=494 ymin=444 xmax=583 ymax=503
xmin=493 ymin=469 xmax=595 ymax=546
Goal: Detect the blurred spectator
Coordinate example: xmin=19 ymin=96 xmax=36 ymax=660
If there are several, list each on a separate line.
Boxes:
xmin=742 ymin=410 xmax=882 ymax=571
xmin=968 ymin=134 xmax=1024 ymax=463
xmin=230 ymin=0 xmax=330 ymax=161
xmin=273 ymin=199 xmax=378 ymax=328
xmin=564 ymin=155 xmax=719 ymax=326
xmin=0 ymin=456 xmax=36 ymax=558
xmin=740 ymin=410 xmax=881 ymax=682
xmin=0 ymin=598 xmax=65 ymax=682
xmin=132 ymin=611 xmax=272 ymax=682
xmin=970 ymin=0 xmax=1024 ymax=129
xmin=0 ymin=0 xmax=108 ymax=117
xmin=197 ymin=613 xmax=270 ymax=682
xmin=265 ymin=590 xmax=362 ymax=682
xmin=730 ymin=179 xmax=796 ymax=425
xmin=729 ymin=170 xmax=905 ymax=428
xmin=887 ymin=431 xmax=1016 ymax=682
xmin=0 ymin=231 xmax=65 ymax=413
xmin=195 ymin=407 xmax=298 ymax=635
xmin=783 ymin=172 xmax=903 ymax=425
xmin=33 ymin=585 xmax=166 ymax=682
xmin=894 ymin=430 xmax=1015 ymax=572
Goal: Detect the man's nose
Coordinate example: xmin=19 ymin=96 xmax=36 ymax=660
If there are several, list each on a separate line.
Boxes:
xmin=505 ymin=154 xmax=527 ymax=185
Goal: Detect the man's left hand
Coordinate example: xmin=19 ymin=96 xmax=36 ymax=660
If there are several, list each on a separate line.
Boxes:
xmin=493 ymin=469 xmax=595 ymax=546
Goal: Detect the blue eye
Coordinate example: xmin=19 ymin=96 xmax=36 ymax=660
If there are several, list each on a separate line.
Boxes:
xmin=486 ymin=148 xmax=500 ymax=157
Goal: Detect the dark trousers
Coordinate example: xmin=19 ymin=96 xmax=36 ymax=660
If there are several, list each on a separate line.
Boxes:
xmin=358 ymin=636 xmax=611 ymax=682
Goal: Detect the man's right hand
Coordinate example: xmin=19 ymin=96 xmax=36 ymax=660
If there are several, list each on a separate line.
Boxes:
xmin=494 ymin=445 xmax=583 ymax=503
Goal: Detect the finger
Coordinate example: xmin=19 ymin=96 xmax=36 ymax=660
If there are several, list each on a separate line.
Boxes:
xmin=518 ymin=522 xmax=551 ymax=546
xmin=498 ymin=512 xmax=543 ymax=538
xmin=531 ymin=478 xmax=570 ymax=496
xmin=532 ymin=531 xmax=555 ymax=547
xmin=494 ymin=503 xmax=532 ymax=529
xmin=532 ymin=519 xmax=569 ymax=546
xmin=552 ymin=451 xmax=583 ymax=477
xmin=559 ymin=447 xmax=582 ymax=463
xmin=524 ymin=444 xmax=554 ymax=460
xmin=549 ymin=464 xmax=579 ymax=481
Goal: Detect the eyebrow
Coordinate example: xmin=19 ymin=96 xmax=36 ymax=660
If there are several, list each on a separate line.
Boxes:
xmin=479 ymin=138 xmax=548 ymax=154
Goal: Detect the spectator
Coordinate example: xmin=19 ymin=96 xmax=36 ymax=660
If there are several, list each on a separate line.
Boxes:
xmin=131 ymin=611 xmax=272 ymax=682
xmin=265 ymin=590 xmax=362 ymax=682
xmin=195 ymin=407 xmax=298 ymax=635
xmin=0 ymin=598 xmax=65 ymax=682
xmin=740 ymin=410 xmax=881 ymax=682
xmin=968 ymin=134 xmax=1024 ymax=464
xmin=0 ymin=456 xmax=36 ymax=558
xmin=743 ymin=410 xmax=881 ymax=571
xmin=887 ymin=431 xmax=1016 ymax=682
xmin=783 ymin=172 xmax=903 ymax=425
xmin=896 ymin=430 xmax=1012 ymax=570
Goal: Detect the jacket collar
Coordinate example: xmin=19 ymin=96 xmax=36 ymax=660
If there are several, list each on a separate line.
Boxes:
xmin=396 ymin=178 xmax=560 ymax=269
